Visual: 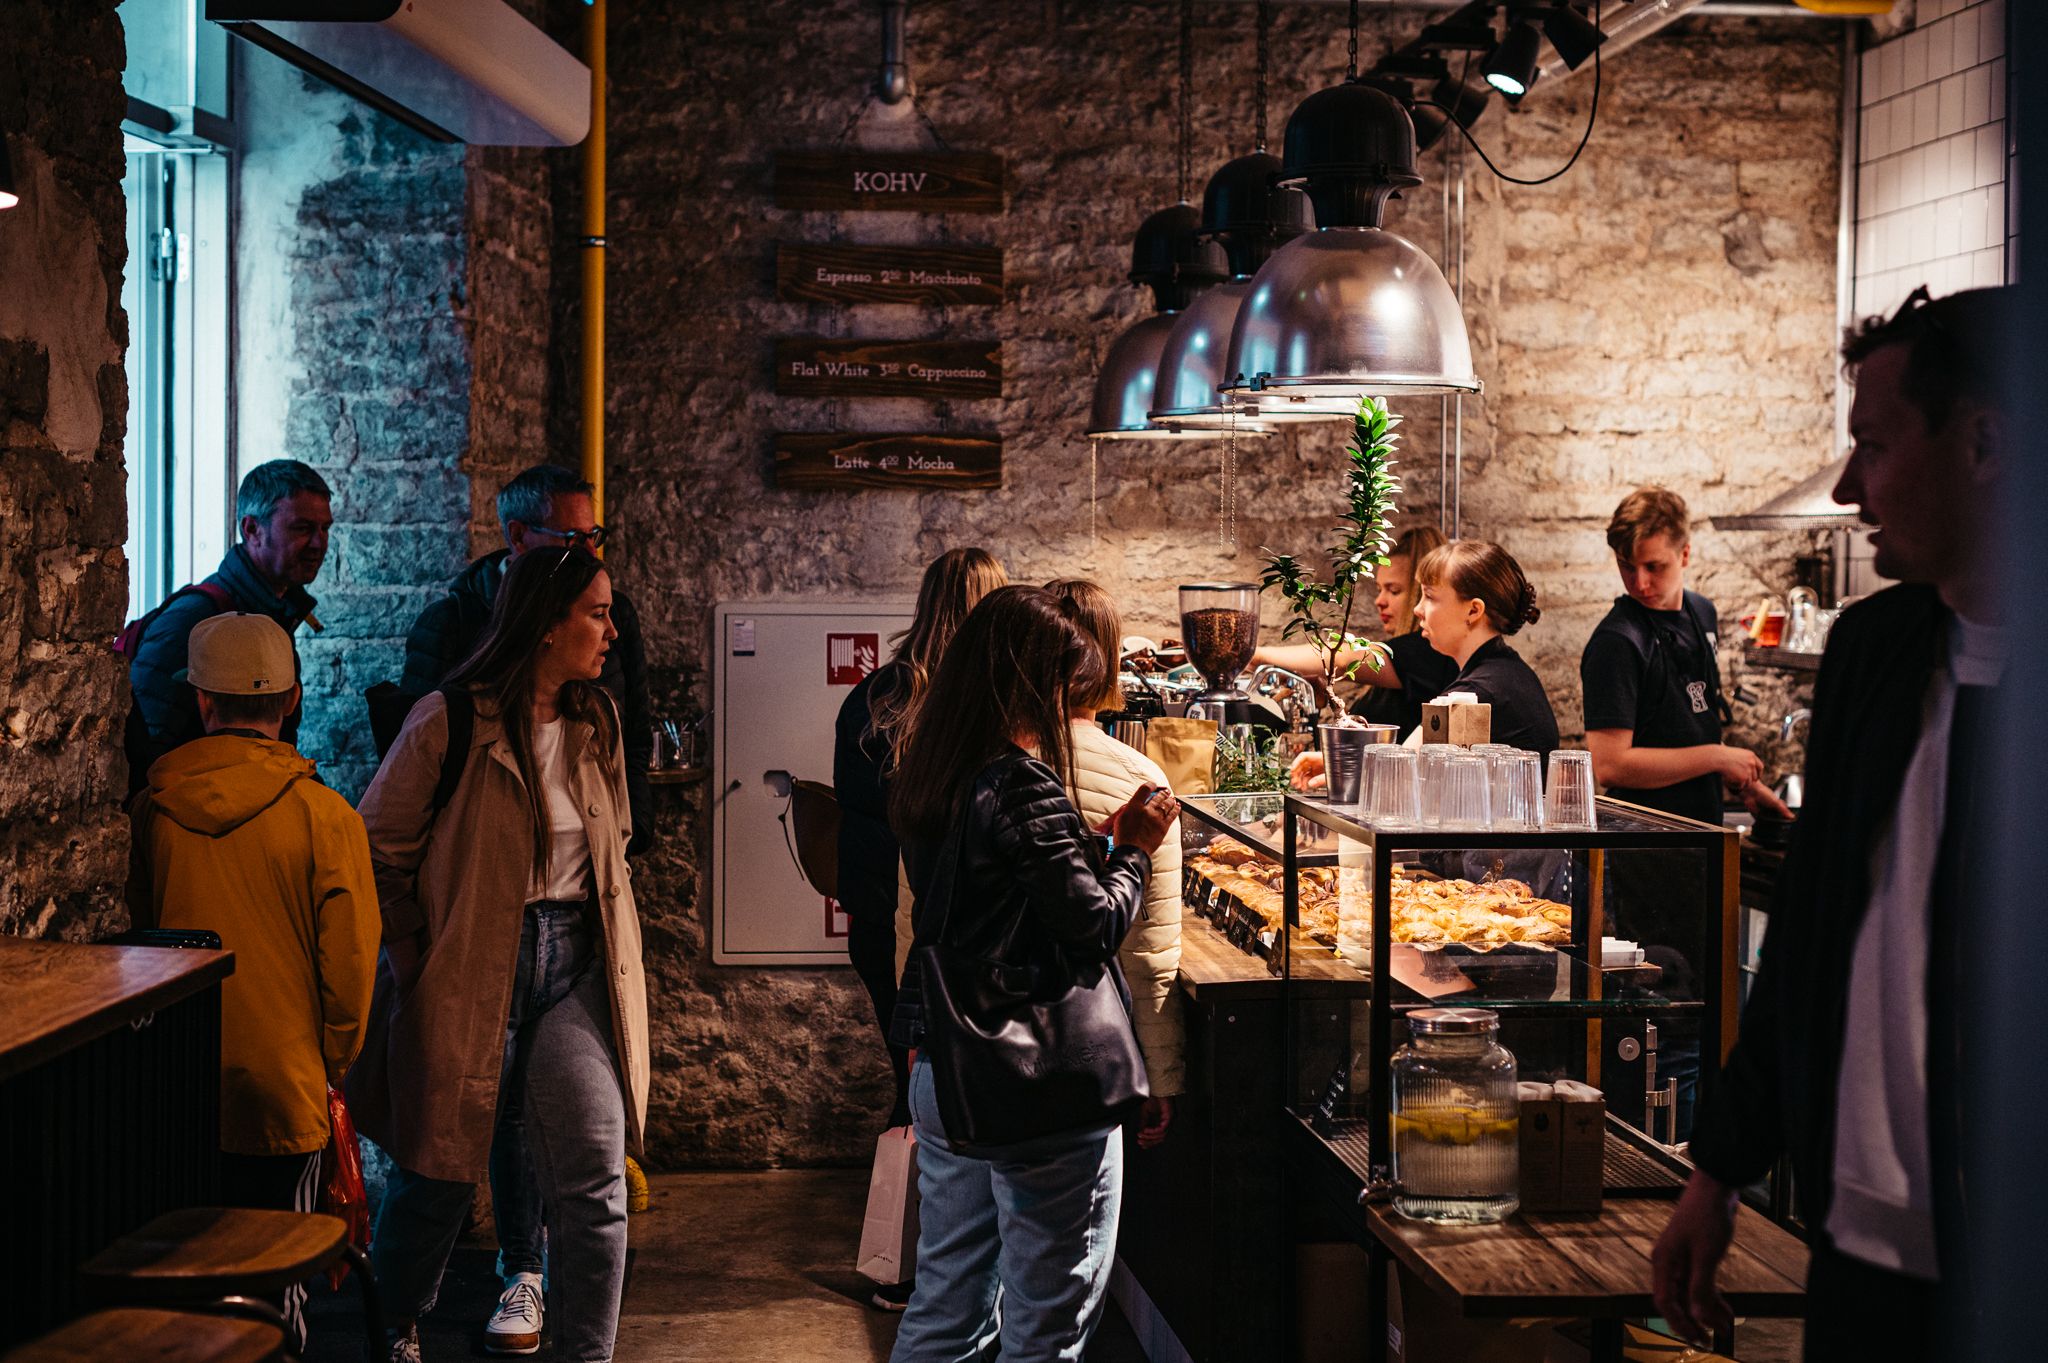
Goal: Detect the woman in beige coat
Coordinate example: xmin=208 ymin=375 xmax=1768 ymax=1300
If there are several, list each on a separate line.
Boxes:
xmin=350 ymin=547 xmax=649 ymax=1363
xmin=1046 ymin=580 xmax=1184 ymax=1147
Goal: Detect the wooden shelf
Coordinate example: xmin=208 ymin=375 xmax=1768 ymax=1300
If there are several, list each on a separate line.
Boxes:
xmin=1742 ymin=644 xmax=1823 ymax=673
xmin=647 ymin=765 xmax=710 ymax=787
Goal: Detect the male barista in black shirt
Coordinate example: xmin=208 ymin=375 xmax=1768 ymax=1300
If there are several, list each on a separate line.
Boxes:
xmin=1580 ymin=488 xmax=1789 ymax=823
xmin=1578 ymin=489 xmax=1787 ymax=1141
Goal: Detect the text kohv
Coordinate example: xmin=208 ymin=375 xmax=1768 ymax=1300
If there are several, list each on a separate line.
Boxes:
xmin=854 ymin=170 xmax=929 ymax=193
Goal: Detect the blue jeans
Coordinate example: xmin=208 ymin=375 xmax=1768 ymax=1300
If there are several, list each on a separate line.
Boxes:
xmin=889 ymin=1059 xmax=1123 ymax=1363
xmin=373 ymin=902 xmax=629 ymax=1362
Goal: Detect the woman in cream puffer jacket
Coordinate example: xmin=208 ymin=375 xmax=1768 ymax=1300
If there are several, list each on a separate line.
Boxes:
xmin=1049 ymin=580 xmax=1185 ymax=1144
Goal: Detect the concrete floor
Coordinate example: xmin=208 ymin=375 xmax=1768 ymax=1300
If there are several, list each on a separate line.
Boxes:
xmin=306 ymin=1168 xmax=1146 ymax=1362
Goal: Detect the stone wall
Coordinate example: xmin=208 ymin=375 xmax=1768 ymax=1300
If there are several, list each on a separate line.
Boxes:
xmin=0 ymin=0 xmax=134 ymax=941
xmin=236 ymin=45 xmax=555 ymax=800
xmin=566 ymin=1 xmax=1843 ymax=1165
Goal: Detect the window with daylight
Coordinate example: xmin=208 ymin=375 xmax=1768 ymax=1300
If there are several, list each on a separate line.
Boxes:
xmin=119 ymin=0 xmax=234 ymax=622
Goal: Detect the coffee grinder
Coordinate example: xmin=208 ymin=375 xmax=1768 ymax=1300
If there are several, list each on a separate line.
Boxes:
xmin=1178 ymin=582 xmax=1269 ymax=729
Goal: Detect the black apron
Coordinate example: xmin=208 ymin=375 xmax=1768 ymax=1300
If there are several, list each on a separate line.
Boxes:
xmin=1604 ymin=594 xmax=1730 ymax=825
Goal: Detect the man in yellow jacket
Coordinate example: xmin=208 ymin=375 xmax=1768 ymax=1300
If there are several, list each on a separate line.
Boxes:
xmin=128 ymin=612 xmax=380 ymax=1349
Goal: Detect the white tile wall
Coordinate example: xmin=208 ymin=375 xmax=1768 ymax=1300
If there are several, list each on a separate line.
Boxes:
xmin=1851 ymin=0 xmax=2014 ymax=318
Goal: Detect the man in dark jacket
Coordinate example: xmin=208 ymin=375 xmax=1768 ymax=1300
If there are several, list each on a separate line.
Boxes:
xmin=1653 ymin=285 xmax=2013 ymax=1361
xmin=127 ymin=459 xmax=331 ymax=789
xmin=399 ymin=463 xmax=653 ymax=855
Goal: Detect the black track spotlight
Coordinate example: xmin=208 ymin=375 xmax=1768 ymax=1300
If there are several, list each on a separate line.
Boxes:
xmin=1542 ymin=3 xmax=1607 ymax=72
xmin=1482 ymin=20 xmax=1542 ymax=99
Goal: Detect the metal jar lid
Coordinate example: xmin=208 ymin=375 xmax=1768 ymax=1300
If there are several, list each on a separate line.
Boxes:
xmin=1407 ymin=1007 xmax=1500 ymax=1035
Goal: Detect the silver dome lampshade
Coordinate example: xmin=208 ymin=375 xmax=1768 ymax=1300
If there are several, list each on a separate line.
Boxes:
xmin=1089 ymin=202 xmax=1263 ymax=440
xmin=1151 ymin=153 xmax=1351 ymax=428
xmin=1221 ymin=82 xmax=1481 ymax=403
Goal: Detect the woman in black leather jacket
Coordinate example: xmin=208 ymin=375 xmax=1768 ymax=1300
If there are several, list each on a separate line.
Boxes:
xmin=886 ymin=585 xmax=1179 ymax=1363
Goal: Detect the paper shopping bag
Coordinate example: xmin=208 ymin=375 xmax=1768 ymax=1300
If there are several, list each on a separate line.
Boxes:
xmin=855 ymin=1125 xmax=920 ymax=1285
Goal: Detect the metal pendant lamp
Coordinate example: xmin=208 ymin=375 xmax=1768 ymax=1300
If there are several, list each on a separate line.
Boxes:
xmin=1221 ymin=3 xmax=1479 ymax=405
xmin=1087 ymin=202 xmax=1244 ymax=440
xmin=1087 ymin=0 xmax=1260 ymax=440
xmin=1151 ymin=3 xmax=1350 ymax=429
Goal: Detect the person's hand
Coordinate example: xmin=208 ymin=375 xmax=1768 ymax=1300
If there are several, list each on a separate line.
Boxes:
xmin=1714 ymin=745 xmax=1765 ymax=788
xmin=1740 ymin=779 xmax=1794 ymax=820
xmin=1651 ymin=1170 xmax=1740 ymax=1345
xmin=1136 ymin=1096 xmax=1174 ymax=1149
xmin=1115 ymin=783 xmax=1179 ymax=855
xmin=1289 ymin=751 xmax=1327 ymax=793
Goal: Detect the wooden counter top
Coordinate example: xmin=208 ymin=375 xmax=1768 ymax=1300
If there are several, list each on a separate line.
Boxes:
xmin=1176 ymin=914 xmax=1283 ymax=1000
xmin=0 ymin=938 xmax=233 ymax=1083
xmin=1366 ymin=1198 xmax=1807 ymax=1318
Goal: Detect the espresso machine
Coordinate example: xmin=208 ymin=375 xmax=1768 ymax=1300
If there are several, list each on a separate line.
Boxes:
xmin=1178 ymin=582 xmax=1273 ymax=730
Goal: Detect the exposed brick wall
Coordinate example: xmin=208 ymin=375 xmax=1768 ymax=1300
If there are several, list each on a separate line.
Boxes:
xmin=0 ymin=0 xmax=134 ymax=940
xmin=562 ymin=2 xmax=1843 ymax=1166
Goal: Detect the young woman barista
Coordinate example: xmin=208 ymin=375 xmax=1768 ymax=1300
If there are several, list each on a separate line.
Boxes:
xmin=1413 ymin=540 xmax=1561 ymax=761
xmin=1252 ymin=525 xmax=1458 ymax=739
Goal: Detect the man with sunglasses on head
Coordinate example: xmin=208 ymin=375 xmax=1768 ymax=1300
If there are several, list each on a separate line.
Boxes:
xmin=1653 ymin=285 xmax=2014 ymax=1362
xmin=401 ymin=463 xmax=652 ymax=857
xmin=396 ymin=462 xmax=655 ymax=1356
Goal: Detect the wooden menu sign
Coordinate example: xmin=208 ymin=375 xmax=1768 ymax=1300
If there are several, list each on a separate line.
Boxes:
xmin=776 ymin=243 xmax=1005 ymax=306
xmin=774 ymin=152 xmax=1005 ymax=214
xmin=774 ymin=339 xmax=1001 ymax=399
xmin=774 ymin=433 xmax=1001 ymax=491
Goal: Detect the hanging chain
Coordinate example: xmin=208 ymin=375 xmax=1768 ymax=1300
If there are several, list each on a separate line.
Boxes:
xmin=1255 ymin=0 xmax=1271 ymax=153
xmin=1178 ymin=0 xmax=1194 ymax=202
xmin=1090 ymin=439 xmax=1100 ymax=551
xmin=1348 ymin=0 xmax=1360 ymax=80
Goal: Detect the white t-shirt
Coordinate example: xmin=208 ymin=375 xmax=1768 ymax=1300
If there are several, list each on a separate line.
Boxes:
xmin=526 ymin=718 xmax=594 ymax=904
xmin=1827 ymin=615 xmax=2004 ymax=1279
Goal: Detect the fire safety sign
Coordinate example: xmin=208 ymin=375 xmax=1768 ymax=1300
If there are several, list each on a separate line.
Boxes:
xmin=826 ymin=633 xmax=880 ymax=686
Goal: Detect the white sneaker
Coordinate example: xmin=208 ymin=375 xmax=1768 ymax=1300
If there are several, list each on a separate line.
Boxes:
xmin=484 ymin=1273 xmax=545 ymax=1356
xmin=387 ymin=1325 xmax=422 ymax=1363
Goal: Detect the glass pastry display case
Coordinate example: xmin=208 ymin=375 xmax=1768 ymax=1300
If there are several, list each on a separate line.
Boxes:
xmin=1271 ymin=792 xmax=1739 ymax=1191
xmin=1178 ymin=790 xmax=1739 ymax=1159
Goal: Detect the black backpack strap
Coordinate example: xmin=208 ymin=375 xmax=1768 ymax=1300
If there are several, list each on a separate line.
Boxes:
xmin=431 ymin=687 xmax=475 ymax=815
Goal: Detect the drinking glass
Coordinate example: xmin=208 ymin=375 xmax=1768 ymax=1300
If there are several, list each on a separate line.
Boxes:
xmin=1488 ymin=749 xmax=1543 ymax=830
xmin=1367 ymin=746 xmax=1422 ymax=825
xmin=1545 ymin=749 xmax=1599 ymax=831
xmin=1438 ymin=752 xmax=1492 ymax=830
xmin=1420 ymin=746 xmax=1456 ymax=827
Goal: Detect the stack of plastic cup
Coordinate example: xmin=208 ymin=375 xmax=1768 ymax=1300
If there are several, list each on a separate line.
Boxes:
xmin=1545 ymin=750 xmax=1599 ymax=831
xmin=1367 ymin=746 xmax=1422 ymax=825
xmin=1438 ymin=752 xmax=1493 ymax=830
xmin=1487 ymin=749 xmax=1544 ymax=830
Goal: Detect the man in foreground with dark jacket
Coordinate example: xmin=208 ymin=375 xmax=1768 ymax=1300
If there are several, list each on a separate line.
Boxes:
xmin=1653 ymin=284 xmax=2013 ymax=1361
xmin=400 ymin=462 xmax=652 ymax=853
xmin=127 ymin=459 xmax=332 ymax=788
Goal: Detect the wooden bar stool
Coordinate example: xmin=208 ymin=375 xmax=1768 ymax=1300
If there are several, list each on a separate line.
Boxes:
xmin=80 ymin=1209 xmax=384 ymax=1363
xmin=1 ymin=1307 xmax=283 ymax=1363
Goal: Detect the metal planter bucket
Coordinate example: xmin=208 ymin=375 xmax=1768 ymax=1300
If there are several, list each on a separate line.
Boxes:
xmin=1319 ymin=722 xmax=1398 ymax=805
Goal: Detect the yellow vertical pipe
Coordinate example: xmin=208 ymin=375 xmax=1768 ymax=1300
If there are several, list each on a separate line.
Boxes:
xmin=581 ymin=0 xmax=607 ymax=529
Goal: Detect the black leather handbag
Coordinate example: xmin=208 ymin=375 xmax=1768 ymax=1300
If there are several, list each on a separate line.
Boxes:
xmin=913 ymin=800 xmax=1150 ymax=1154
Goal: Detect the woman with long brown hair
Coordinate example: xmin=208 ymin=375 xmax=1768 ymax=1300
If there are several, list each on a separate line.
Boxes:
xmin=886 ymin=586 xmax=1178 ymax=1362
xmin=350 ymin=546 xmax=647 ymax=1363
xmin=833 ymin=550 xmax=1006 ymax=1182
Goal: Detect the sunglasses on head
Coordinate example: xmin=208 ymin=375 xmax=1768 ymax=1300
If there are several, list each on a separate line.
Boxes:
xmin=529 ymin=523 xmax=608 ymax=551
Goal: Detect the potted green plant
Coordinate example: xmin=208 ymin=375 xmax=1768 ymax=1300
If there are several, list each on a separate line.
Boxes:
xmin=1259 ymin=396 xmax=1406 ymax=727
